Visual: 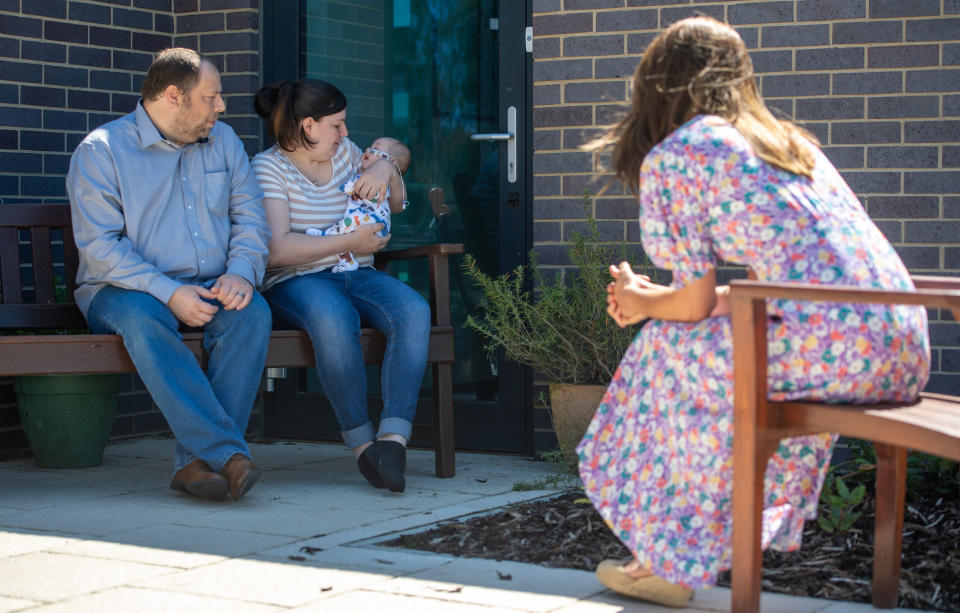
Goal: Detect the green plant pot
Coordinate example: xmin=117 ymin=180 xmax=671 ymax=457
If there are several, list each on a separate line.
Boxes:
xmin=14 ymin=374 xmax=121 ymax=468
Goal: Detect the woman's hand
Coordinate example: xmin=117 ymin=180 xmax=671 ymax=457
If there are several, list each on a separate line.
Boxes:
xmin=606 ymin=262 xmax=656 ymax=328
xmin=349 ymin=223 xmax=390 ymax=255
xmin=351 ymin=159 xmax=395 ymax=203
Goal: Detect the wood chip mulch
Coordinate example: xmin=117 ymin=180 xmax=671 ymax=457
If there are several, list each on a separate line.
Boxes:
xmin=383 ymin=490 xmax=960 ymax=611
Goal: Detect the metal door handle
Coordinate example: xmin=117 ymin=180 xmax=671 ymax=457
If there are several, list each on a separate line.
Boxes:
xmin=469 ymin=106 xmax=517 ymax=183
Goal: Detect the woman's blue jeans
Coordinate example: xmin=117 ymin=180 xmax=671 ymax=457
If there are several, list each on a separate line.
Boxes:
xmin=265 ymin=267 xmax=431 ymax=448
xmin=86 ymin=285 xmax=272 ymax=473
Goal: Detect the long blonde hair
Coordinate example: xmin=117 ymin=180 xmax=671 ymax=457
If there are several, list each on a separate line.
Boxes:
xmin=590 ymin=16 xmax=817 ymax=193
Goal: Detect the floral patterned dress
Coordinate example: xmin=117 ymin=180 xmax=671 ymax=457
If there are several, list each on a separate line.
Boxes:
xmin=576 ymin=115 xmax=930 ymax=589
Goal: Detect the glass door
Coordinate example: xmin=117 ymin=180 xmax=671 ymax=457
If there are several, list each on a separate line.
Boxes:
xmin=261 ymin=0 xmax=531 ymax=452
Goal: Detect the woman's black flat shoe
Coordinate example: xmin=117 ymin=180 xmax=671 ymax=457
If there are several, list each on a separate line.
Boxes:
xmin=375 ymin=440 xmax=406 ymax=493
xmin=358 ymin=445 xmax=385 ymax=489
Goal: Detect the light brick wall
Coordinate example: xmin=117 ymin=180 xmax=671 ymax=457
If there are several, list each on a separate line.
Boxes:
xmin=0 ymin=0 xmax=262 ymax=460
xmin=532 ymin=0 xmax=960 ymax=394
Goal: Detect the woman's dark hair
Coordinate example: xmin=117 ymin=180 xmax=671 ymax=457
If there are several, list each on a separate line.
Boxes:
xmin=141 ymin=48 xmax=210 ymax=101
xmin=254 ymin=79 xmax=347 ymax=151
xmin=589 ymin=16 xmax=817 ymax=192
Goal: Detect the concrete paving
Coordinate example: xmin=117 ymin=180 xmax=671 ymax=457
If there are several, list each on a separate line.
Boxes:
xmin=0 ymin=438 xmax=925 ymax=612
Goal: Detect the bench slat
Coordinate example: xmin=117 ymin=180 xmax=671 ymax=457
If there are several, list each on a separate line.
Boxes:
xmin=30 ymin=226 xmax=55 ymax=305
xmin=0 ymin=227 xmax=21 ymax=305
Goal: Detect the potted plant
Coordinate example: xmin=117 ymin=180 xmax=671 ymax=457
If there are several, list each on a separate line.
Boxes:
xmin=462 ymin=192 xmax=654 ymax=461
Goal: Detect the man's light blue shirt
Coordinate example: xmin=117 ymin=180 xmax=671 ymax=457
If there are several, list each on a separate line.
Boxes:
xmin=67 ymin=102 xmax=270 ymax=317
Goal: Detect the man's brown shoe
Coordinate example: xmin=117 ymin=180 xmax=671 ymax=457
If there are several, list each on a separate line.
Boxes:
xmin=170 ymin=459 xmax=229 ymax=501
xmin=221 ymin=453 xmax=262 ymax=501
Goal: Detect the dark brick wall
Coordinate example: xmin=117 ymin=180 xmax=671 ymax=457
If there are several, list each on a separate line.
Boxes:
xmin=532 ymin=0 xmax=960 ymax=415
xmin=0 ymin=1 xmax=262 ymax=460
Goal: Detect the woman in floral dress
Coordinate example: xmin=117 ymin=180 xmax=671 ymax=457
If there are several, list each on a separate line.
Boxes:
xmin=576 ymin=16 xmax=930 ymax=607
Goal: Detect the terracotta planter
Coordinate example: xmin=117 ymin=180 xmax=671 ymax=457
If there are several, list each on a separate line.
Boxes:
xmin=548 ymin=383 xmax=606 ymax=462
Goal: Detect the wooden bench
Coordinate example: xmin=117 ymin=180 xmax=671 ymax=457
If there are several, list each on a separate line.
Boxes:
xmin=0 ymin=203 xmax=464 ymax=477
xmin=729 ymin=277 xmax=960 ymax=612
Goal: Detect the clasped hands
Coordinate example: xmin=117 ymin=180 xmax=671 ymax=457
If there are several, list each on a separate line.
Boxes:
xmin=167 ymin=273 xmax=252 ymax=328
xmin=606 ymin=261 xmax=658 ymax=328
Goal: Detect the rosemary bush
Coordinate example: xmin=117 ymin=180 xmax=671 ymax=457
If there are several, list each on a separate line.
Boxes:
xmin=462 ymin=194 xmax=650 ymax=385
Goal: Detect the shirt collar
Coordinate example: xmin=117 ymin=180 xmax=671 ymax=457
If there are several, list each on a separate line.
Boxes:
xmin=134 ymin=100 xmax=215 ymax=150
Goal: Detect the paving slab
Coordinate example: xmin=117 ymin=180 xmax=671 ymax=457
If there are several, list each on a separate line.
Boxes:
xmin=26 ymin=587 xmax=282 ymax=613
xmin=0 ymin=596 xmax=40 ymax=613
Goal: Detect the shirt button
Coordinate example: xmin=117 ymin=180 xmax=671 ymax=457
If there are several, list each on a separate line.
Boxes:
xmin=193 ymin=232 xmax=198 ymax=236
xmin=200 ymin=259 xmax=205 ymax=264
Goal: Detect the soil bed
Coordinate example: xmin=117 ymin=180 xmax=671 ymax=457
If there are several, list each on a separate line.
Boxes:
xmin=384 ymin=489 xmax=959 ymax=611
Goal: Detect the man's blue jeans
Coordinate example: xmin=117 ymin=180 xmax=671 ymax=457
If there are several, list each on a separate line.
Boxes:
xmin=86 ymin=285 xmax=271 ymax=473
xmin=265 ymin=268 xmax=431 ymax=448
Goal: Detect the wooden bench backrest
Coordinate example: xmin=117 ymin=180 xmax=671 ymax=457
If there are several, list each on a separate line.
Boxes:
xmin=0 ymin=204 xmax=87 ymax=330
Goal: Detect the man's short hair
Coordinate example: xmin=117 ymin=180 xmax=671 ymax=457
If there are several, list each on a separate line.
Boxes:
xmin=141 ymin=48 xmax=211 ymax=101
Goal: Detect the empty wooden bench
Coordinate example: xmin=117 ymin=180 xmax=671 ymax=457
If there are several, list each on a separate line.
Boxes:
xmin=729 ymin=277 xmax=960 ymax=611
xmin=0 ymin=203 xmax=464 ymax=477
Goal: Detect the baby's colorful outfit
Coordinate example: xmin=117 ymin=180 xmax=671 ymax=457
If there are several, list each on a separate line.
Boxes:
xmin=576 ymin=115 xmax=930 ymax=589
xmin=306 ymin=173 xmax=391 ymax=272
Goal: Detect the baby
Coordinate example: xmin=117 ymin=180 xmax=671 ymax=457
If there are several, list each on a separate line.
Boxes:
xmin=306 ymin=137 xmax=411 ymax=272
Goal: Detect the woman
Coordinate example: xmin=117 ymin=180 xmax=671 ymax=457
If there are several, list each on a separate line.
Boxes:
xmin=577 ymin=17 xmax=930 ymax=607
xmin=252 ymin=79 xmax=430 ymax=493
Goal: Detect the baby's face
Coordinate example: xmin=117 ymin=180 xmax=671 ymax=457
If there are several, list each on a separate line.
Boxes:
xmin=361 ymin=138 xmax=395 ymax=170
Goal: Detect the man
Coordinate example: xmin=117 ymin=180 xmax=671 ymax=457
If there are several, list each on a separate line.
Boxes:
xmin=67 ymin=48 xmax=272 ymax=501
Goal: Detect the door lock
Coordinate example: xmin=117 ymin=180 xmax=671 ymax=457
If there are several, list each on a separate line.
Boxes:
xmin=507 ymin=192 xmax=519 ymax=207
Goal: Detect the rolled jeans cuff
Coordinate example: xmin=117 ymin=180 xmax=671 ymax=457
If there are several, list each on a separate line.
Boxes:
xmin=377 ymin=417 xmax=413 ymax=441
xmin=341 ymin=421 xmax=377 ymax=449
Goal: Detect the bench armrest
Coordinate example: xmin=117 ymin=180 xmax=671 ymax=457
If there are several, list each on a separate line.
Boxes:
xmin=374 ymin=243 xmax=465 ymax=264
xmin=373 ymin=242 xmax=466 ymax=327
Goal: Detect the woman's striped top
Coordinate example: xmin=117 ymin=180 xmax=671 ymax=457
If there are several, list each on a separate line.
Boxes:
xmin=252 ymin=138 xmax=366 ymax=290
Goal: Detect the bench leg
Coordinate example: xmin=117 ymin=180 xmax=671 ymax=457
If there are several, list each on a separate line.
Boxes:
xmin=872 ymin=443 xmax=906 ymax=608
xmin=732 ymin=435 xmax=774 ymax=613
xmin=432 ymin=362 xmax=455 ymax=477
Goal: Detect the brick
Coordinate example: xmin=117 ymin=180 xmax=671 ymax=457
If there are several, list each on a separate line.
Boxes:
xmin=21 ymin=85 xmax=65 ymax=108
xmin=947 ymin=44 xmax=960 ymax=67
xmin=533 ymin=244 xmax=572 ymax=266
xmin=761 ymin=24 xmax=829 ymax=48
xmin=872 ymin=220 xmax=902 ymax=242
xmin=23 ymin=0 xmax=66 ymax=18
xmin=563 ymin=127 xmax=605 ymax=149
xmin=563 ymin=34 xmax=623 ymax=57
xmin=88 ymin=113 xmax=123 ymax=131
xmin=842 ymin=171 xmax=901 ymax=194
xmin=947 ymin=95 xmax=960 ymax=117
xmin=0 ymin=59 xmax=41 ymax=83
xmin=564 ymin=173 xmax=623 ymax=196
xmin=532 ymin=12 xmax=593 ymax=36
xmin=750 ymin=49 xmax=792 ymax=74
xmin=0 ymin=14 xmax=42 ymax=39
xmin=905 ymin=220 xmax=960 ymax=243
xmin=177 ymin=12 xmax=225 ymax=34
xmin=596 ymin=103 xmax=628 ymax=125
xmin=133 ymin=32 xmax=170 ymax=53
xmin=112 ymin=50 xmax=153 ymax=72
xmin=533 ymin=37 xmax=560 ymax=59
xmin=21 ymin=176 xmax=66 ymax=197
xmin=868 ymin=45 xmax=938 ymax=69
xmin=627 ymin=0 xmax=688 ymax=5
xmin=832 ymin=71 xmax=902 ymax=95
xmin=43 ymin=110 xmax=88 ymax=132
xmin=870 ymin=0 xmax=940 ymax=17
xmin=565 ymin=0 xmax=622 ymax=8
xmin=595 ymin=56 xmax=639 ymax=79
xmin=22 ymin=40 xmax=66 ymax=63
xmin=821 ymin=146 xmax=864 ymax=169
xmin=0 ymin=151 xmax=42 ymax=172
xmin=766 ymin=98 xmax=794 ymax=118
xmin=831 ymin=121 xmax=901 ymax=144
xmin=737 ymin=28 xmax=759 ymax=50
xmin=729 ymin=1 xmax=794 ymax=24
xmin=534 ymin=0 xmax=561 ymax=12
xmin=91 ymin=70 xmax=131 ymax=91
xmin=907 ymin=18 xmax=960 ymax=42
xmin=69 ymin=2 xmax=111 ymax=24
xmin=596 ymin=9 xmax=657 ymax=32
xmin=868 ymin=146 xmax=939 ymax=169
xmin=534 ymin=175 xmax=561 ymax=197
xmin=155 ymin=13 xmax=174 ymax=34
xmin=67 ymin=132 xmax=87 ymax=151
xmin=907 ymin=70 xmax=960 ymax=94
xmin=220 ymin=74 xmax=256 ymax=95
xmin=533 ymin=84 xmax=561 ymax=106
xmin=949 ymin=0 xmax=960 ymax=14
xmin=796 ymin=47 xmax=863 ymax=71
xmin=0 ymin=36 xmax=16 ymax=59
xmin=626 ymin=32 xmax=657 ymax=54
xmin=0 ymin=83 xmax=15 ymax=104
xmin=68 ymin=90 xmax=110 ymax=111
xmin=948 ymin=247 xmax=960 ymax=267
xmin=662 ymin=5 xmax=724 ymax=26
xmin=112 ymin=93 xmax=140 ymax=113
xmin=202 ymin=0 xmax=257 ymax=9
xmin=905 ymin=121 xmax=960 ymax=143
xmin=44 ymin=66 xmax=88 ymax=88
xmin=200 ymin=32 xmax=257 ymax=53
xmin=564 ymin=80 xmax=625 ymax=103
xmin=44 ymin=21 xmax=88 ymax=44
xmin=942 ymin=349 xmax=960 ymax=372
xmin=905 ymin=172 xmax=960 ymax=194
xmin=113 ymin=8 xmax=154 ymax=30
xmin=534 ymin=198 xmax=595 ymax=219
xmin=533 ymin=220 xmax=562 ymax=242
xmin=21 ymin=130 xmax=64 ymax=152
xmin=596 ymin=197 xmax=639 ymax=219
xmin=533 ymin=151 xmax=593 ymax=173
xmin=894 ymin=245 xmax=940 ymax=269
xmin=563 ymin=220 xmax=624 ymax=241
xmin=796 ymin=97 xmax=863 ymax=120
xmin=174 ymin=0 xmax=198 ymax=11
xmin=945 ymin=146 xmax=960 ymax=167
xmin=90 ymin=26 xmax=131 ymax=49
xmin=868 ymin=196 xmax=939 ymax=218
xmin=832 ymin=21 xmax=902 ymax=44
xmin=226 ymin=53 xmax=258 ymax=73
xmin=761 ymin=74 xmax=829 ymax=98
xmin=69 ymin=46 xmax=110 ymax=68
xmin=533 ymin=59 xmax=592 ymax=82
xmin=135 ymin=0 xmax=173 ymax=9
xmin=0 ymin=129 xmax=17 ymax=149
xmin=798 ymin=0 xmax=865 ymax=21
xmin=798 ymin=121 xmax=829 ymax=142
xmin=868 ymin=95 xmax=939 ymax=119
xmin=534 ymin=105 xmax=593 ymax=128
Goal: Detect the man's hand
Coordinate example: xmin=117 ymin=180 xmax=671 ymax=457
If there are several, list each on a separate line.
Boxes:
xmin=350 ymin=223 xmax=390 ymax=256
xmin=210 ymin=273 xmax=253 ymax=311
xmin=168 ymin=285 xmax=220 ymax=327
xmin=351 ymin=160 xmax=395 ymax=203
